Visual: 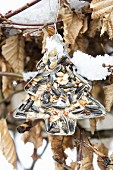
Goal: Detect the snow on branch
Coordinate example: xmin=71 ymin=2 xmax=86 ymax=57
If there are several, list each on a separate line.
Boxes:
xmin=45 ymin=35 xmax=113 ymax=81
xmin=72 ymin=51 xmax=113 ymax=81
xmin=23 ymin=36 xmax=113 ymax=82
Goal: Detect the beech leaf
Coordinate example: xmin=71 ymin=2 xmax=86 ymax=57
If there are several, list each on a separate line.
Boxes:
xmin=89 ymin=118 xmax=97 ymax=135
xmin=97 ymin=143 xmax=108 ymax=170
xmin=60 ymin=3 xmax=87 ymax=51
xmin=62 ymin=12 xmax=83 ymax=48
xmin=22 ymin=123 xmax=43 ymax=149
xmin=50 ymin=135 xmax=73 ymax=170
xmin=103 ymin=84 xmax=113 ymax=112
xmin=90 ymin=0 xmax=113 ymax=39
xmin=90 ymin=0 xmax=113 ymax=19
xmin=2 ymin=35 xmax=25 ymax=73
xmin=0 ymin=119 xmax=17 ymax=168
xmin=79 ymin=145 xmax=94 ymax=170
xmin=0 ymin=60 xmax=14 ymax=98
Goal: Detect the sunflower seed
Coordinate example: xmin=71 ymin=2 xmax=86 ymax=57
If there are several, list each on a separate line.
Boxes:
xmin=51 ymin=86 xmax=61 ymax=96
xmin=24 ymin=100 xmax=34 ymax=111
xmin=52 ymin=104 xmax=66 ymax=109
xmin=76 ymin=91 xmax=84 ymax=100
xmin=66 ymin=66 xmax=74 ymax=78
xmin=85 ymin=104 xmax=99 ymax=110
xmin=41 ymin=103 xmax=52 ymax=108
xmin=67 ymin=92 xmax=73 ymax=104
xmin=72 ymin=108 xmax=84 ymax=114
xmin=31 ymin=105 xmax=39 ymax=113
xmin=43 ymin=92 xmax=51 ymax=104
xmin=49 ymin=128 xmax=60 ymax=134
xmin=75 ymin=84 xmax=85 ymax=94
xmin=37 ymin=77 xmax=48 ymax=85
xmin=68 ymin=120 xmax=75 ymax=132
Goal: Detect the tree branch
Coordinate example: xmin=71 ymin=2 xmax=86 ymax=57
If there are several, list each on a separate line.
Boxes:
xmin=2 ymin=20 xmax=62 ymax=27
xmin=0 ymin=0 xmax=41 ymax=21
xmin=0 ymin=72 xmax=23 ymax=78
xmin=87 ymin=129 xmax=113 ymax=139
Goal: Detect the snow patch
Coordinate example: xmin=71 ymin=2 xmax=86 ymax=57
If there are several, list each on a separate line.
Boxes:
xmin=0 ymin=150 xmax=14 ymax=170
xmin=45 ymin=34 xmax=64 ymax=54
xmin=72 ymin=51 xmax=113 ymax=81
xmin=68 ymin=0 xmax=89 ymax=12
xmin=64 ymin=147 xmax=77 ymax=166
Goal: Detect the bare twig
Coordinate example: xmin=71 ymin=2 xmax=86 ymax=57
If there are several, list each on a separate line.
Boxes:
xmin=2 ymin=20 xmax=62 ymax=27
xmin=85 ymin=129 xmax=113 ymax=139
xmin=0 ymin=72 xmax=23 ymax=78
xmin=0 ymin=0 xmax=41 ymax=21
xmin=38 ymin=137 xmax=49 ymax=157
xmin=77 ymin=129 xmax=83 ymax=162
xmin=77 ymin=124 xmax=113 ymax=139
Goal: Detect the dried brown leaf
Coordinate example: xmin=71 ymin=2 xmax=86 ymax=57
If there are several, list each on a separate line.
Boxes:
xmin=80 ymin=17 xmax=88 ymax=34
xmin=59 ymin=2 xmax=89 ymax=54
xmin=90 ymin=0 xmax=113 ymax=19
xmin=70 ymin=161 xmax=77 ymax=170
xmin=60 ymin=3 xmax=87 ymax=51
xmin=100 ymin=10 xmax=113 ymax=38
xmin=50 ymin=136 xmax=65 ymax=170
xmin=0 ymin=119 xmax=17 ymax=168
xmin=22 ymin=123 xmax=43 ymax=149
xmin=106 ymin=11 xmax=113 ymax=38
xmin=103 ymin=84 xmax=113 ymax=112
xmin=2 ymin=35 xmax=25 ymax=73
xmin=89 ymin=118 xmax=97 ymax=135
xmin=79 ymin=145 xmax=94 ymax=170
xmin=63 ymin=12 xmax=83 ymax=47
xmin=50 ymin=135 xmax=74 ymax=170
xmin=0 ymin=60 xmax=14 ymax=98
xmin=45 ymin=26 xmax=55 ymax=36
xmin=90 ymin=0 xmax=113 ymax=38
xmin=97 ymin=143 xmax=108 ymax=170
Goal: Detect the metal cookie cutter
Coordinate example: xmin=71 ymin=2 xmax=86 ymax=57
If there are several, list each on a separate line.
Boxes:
xmin=13 ymin=35 xmax=106 ymax=136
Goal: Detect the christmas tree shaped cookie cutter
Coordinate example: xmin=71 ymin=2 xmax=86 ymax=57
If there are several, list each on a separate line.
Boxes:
xmin=13 ymin=34 xmax=106 ymax=136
